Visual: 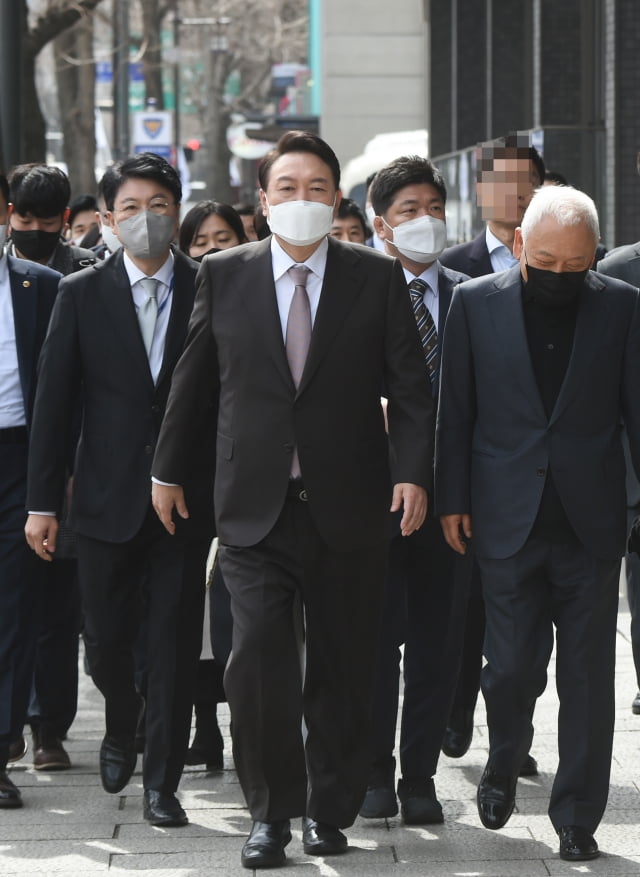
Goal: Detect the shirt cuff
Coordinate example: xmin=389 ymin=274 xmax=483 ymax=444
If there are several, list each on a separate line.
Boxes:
xmin=151 ymin=476 xmax=180 ymax=487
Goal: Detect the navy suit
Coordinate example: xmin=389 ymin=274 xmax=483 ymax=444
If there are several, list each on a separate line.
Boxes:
xmin=436 ymin=266 xmax=640 ymax=832
xmin=369 ymin=264 xmax=471 ymax=784
xmin=439 ymin=230 xmax=494 ymax=279
xmin=0 ymin=255 xmax=60 ymax=770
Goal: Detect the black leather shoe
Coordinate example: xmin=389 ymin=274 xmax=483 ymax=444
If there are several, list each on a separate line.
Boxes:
xmin=397 ymin=777 xmax=443 ymax=825
xmin=558 ymin=825 xmax=599 ymax=861
xmin=0 ymin=771 xmax=23 ymax=809
xmin=302 ymin=817 xmax=348 ymax=856
xmin=143 ymin=789 xmax=188 ymax=827
xmin=442 ymin=709 xmax=474 ymax=758
xmin=477 ymin=765 xmax=516 ymax=829
xmin=518 ymin=754 xmax=538 ymax=777
xmin=632 ymin=691 xmax=640 ymax=715
xmin=359 ymin=761 xmax=398 ymax=818
xmin=99 ymin=735 xmax=137 ymax=793
xmin=241 ymin=820 xmax=292 ymax=869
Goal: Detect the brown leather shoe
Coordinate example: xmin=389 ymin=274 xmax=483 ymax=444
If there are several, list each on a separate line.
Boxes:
xmin=8 ymin=736 xmax=28 ymax=763
xmin=32 ymin=728 xmax=71 ymax=771
xmin=0 ymin=770 xmax=23 ymax=808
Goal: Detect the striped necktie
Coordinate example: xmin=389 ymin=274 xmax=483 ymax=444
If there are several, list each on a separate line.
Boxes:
xmin=409 ymin=277 xmax=439 ymax=388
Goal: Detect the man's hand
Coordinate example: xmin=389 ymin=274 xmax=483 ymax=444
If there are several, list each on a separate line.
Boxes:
xmin=25 ymin=514 xmax=58 ymax=562
xmin=151 ymin=482 xmax=189 ymax=535
xmin=391 ymin=483 xmax=428 ymax=536
xmin=440 ymin=514 xmax=472 ymax=554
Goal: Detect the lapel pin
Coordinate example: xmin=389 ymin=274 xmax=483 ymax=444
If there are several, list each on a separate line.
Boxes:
xmin=22 ymin=280 xmax=31 ymax=288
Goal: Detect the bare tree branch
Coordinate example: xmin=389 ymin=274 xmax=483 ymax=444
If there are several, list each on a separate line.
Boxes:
xmin=27 ymin=0 xmax=106 ymax=57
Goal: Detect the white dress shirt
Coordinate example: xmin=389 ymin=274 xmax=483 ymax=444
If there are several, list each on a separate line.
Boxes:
xmin=486 ymin=225 xmax=519 ymax=273
xmin=123 ymin=250 xmax=174 ymax=383
xmin=0 ymin=255 xmax=26 ymax=428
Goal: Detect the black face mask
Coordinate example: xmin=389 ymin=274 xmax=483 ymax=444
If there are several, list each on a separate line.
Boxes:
xmin=10 ymin=228 xmax=61 ymax=263
xmin=525 ymin=262 xmax=588 ymax=309
xmin=192 ymin=246 xmax=221 ymax=263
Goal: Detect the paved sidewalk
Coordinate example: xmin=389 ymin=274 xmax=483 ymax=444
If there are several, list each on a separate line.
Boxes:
xmin=2 ymin=606 xmax=639 ymax=876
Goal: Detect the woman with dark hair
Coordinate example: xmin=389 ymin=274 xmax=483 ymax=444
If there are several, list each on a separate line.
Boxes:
xmin=178 ymin=200 xmax=247 ymax=261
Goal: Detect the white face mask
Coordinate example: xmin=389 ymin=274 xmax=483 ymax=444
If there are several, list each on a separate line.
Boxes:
xmin=266 ymin=197 xmax=335 ymax=246
xmin=384 ymin=214 xmax=448 ymax=263
xmin=0 ymin=225 xmax=7 ymax=253
xmin=365 ymin=205 xmax=377 ymax=227
xmin=116 ymin=210 xmax=175 ymax=259
xmin=100 ymin=223 xmax=122 ymax=254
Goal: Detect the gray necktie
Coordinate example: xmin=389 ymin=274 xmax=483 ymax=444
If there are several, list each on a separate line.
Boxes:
xmin=286 ymin=264 xmax=311 ymax=478
xmin=138 ymin=277 xmax=159 ymax=357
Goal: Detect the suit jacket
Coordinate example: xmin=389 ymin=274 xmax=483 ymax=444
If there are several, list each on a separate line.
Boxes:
xmin=435 ymin=265 xmax=640 ymax=560
xmin=152 ymin=235 xmax=434 ymax=552
xmin=6 ymin=254 xmax=61 ymax=430
xmin=26 ymin=247 xmax=214 ymax=543
xmin=439 ymin=230 xmax=494 ymax=278
xmin=598 ymin=241 xmax=640 ymax=507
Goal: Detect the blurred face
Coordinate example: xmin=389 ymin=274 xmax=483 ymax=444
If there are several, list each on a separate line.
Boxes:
xmin=239 ymin=213 xmax=258 ymax=242
xmin=260 ymin=151 xmax=340 ymax=213
xmin=189 ymin=213 xmax=240 ymax=258
xmin=331 ymin=215 xmax=366 ymax=243
xmin=68 ymin=209 xmax=98 ymax=245
xmin=476 ymin=156 xmax=537 ymax=225
xmin=514 ymin=217 xmax=597 ymax=279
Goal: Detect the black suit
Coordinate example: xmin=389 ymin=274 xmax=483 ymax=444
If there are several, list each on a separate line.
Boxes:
xmin=435 ymin=266 xmax=640 ymax=832
xmin=26 ymin=248 xmax=214 ymax=794
xmin=152 ymin=236 xmax=434 ymax=826
xmin=597 ymin=242 xmax=640 ymax=694
xmin=0 ymin=255 xmax=60 ymax=770
xmin=369 ymin=264 xmax=471 ymax=783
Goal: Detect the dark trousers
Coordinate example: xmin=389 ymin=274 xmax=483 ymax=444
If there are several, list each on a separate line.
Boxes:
xmin=28 ymin=558 xmax=81 ymax=738
xmin=478 ymin=536 xmax=620 ymax=833
xmin=625 ymin=505 xmax=640 ymax=689
xmin=447 ymin=557 xmax=484 ymax=726
xmin=76 ymin=505 xmax=208 ymax=794
xmin=219 ymin=495 xmax=387 ymax=828
xmin=370 ymin=514 xmax=469 ymax=780
xmin=0 ymin=443 xmax=45 ymax=769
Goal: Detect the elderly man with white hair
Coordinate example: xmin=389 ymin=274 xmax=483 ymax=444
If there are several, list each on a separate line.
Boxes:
xmin=435 ymin=184 xmax=640 ymax=862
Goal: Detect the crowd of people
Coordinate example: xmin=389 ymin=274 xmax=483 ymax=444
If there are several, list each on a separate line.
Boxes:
xmin=1 ymin=129 xmax=640 ymax=870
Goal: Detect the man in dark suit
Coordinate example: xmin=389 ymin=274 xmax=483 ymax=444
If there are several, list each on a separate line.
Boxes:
xmin=0 ymin=172 xmax=62 ymax=807
xmin=357 ymin=155 xmax=469 ymax=825
xmin=597 ymin=241 xmax=640 ymax=715
xmin=151 ymin=131 xmax=433 ymax=869
xmin=438 ymin=134 xmax=545 ymax=765
xmin=24 ymin=153 xmax=214 ymax=827
xmin=436 ymin=185 xmax=640 ymax=862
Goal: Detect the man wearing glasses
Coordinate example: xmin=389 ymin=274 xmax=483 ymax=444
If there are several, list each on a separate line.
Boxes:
xmin=24 ymin=153 xmax=214 ymax=827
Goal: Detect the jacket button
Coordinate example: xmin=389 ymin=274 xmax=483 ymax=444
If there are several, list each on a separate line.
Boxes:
xmin=144 ymin=445 xmax=153 ymax=455
xmin=536 ymin=467 xmax=546 ymax=477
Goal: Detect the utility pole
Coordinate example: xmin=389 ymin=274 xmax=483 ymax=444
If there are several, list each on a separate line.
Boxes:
xmin=0 ymin=0 xmax=24 ymax=168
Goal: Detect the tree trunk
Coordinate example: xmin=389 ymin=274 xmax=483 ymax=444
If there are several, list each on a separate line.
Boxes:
xmin=22 ymin=48 xmax=47 ymax=163
xmin=55 ymin=19 xmax=97 ymax=195
xmin=203 ymin=48 xmax=233 ymax=202
xmin=140 ymin=0 xmax=165 ymax=108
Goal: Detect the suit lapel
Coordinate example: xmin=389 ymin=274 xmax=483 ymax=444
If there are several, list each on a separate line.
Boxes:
xmin=297 ymin=238 xmax=365 ymax=395
xmin=156 ymin=250 xmax=195 ymax=389
xmin=9 ymin=263 xmax=38 ymax=415
xmin=549 ymin=273 xmax=607 ymax=425
xmin=240 ymin=240 xmax=295 ymax=389
xmin=98 ymin=251 xmax=154 ymax=384
xmin=486 ymin=268 xmax=547 ymax=422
